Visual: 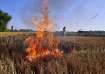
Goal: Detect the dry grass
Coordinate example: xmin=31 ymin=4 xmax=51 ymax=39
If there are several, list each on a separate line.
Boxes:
xmin=0 ymin=32 xmax=32 ymax=37
xmin=67 ymin=51 xmax=105 ymax=74
xmin=0 ymin=32 xmax=105 ymax=74
xmin=59 ymin=36 xmax=105 ymax=51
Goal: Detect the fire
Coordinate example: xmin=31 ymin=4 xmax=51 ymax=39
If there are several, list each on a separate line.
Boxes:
xmin=25 ymin=0 xmax=63 ymax=61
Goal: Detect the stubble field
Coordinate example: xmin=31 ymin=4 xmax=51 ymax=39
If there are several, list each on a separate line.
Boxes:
xmin=0 ymin=32 xmax=105 ymax=74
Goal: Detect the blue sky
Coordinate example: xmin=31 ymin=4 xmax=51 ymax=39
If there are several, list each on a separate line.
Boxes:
xmin=0 ymin=0 xmax=105 ymax=31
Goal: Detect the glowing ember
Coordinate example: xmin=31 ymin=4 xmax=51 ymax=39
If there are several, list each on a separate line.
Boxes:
xmin=25 ymin=0 xmax=63 ymax=61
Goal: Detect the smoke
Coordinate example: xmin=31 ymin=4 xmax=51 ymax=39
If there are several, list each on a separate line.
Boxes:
xmin=19 ymin=0 xmax=76 ymax=29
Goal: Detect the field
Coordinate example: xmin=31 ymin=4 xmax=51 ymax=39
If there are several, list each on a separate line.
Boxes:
xmin=0 ymin=32 xmax=105 ymax=74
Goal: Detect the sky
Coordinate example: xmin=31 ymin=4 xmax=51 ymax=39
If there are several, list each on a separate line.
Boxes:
xmin=0 ymin=0 xmax=105 ymax=31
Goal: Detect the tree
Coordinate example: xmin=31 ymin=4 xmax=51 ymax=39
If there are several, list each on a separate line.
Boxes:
xmin=0 ymin=10 xmax=11 ymax=31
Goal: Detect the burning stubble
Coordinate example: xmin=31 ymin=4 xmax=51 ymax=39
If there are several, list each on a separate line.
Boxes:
xmin=25 ymin=0 xmax=63 ymax=62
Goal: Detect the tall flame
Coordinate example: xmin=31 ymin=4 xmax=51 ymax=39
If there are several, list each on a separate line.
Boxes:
xmin=25 ymin=0 xmax=63 ymax=61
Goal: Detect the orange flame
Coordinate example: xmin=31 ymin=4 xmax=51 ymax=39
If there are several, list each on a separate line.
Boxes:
xmin=25 ymin=0 xmax=63 ymax=61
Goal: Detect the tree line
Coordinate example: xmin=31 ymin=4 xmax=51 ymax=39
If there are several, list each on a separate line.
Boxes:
xmin=0 ymin=10 xmax=11 ymax=32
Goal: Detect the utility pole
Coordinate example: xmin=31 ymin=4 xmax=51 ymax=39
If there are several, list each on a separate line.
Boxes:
xmin=11 ymin=26 xmax=14 ymax=32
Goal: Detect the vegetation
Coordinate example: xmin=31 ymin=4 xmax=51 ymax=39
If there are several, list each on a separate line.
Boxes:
xmin=0 ymin=10 xmax=11 ymax=32
xmin=0 ymin=32 xmax=105 ymax=74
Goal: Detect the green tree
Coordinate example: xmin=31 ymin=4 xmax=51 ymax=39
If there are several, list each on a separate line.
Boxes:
xmin=0 ymin=10 xmax=11 ymax=31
